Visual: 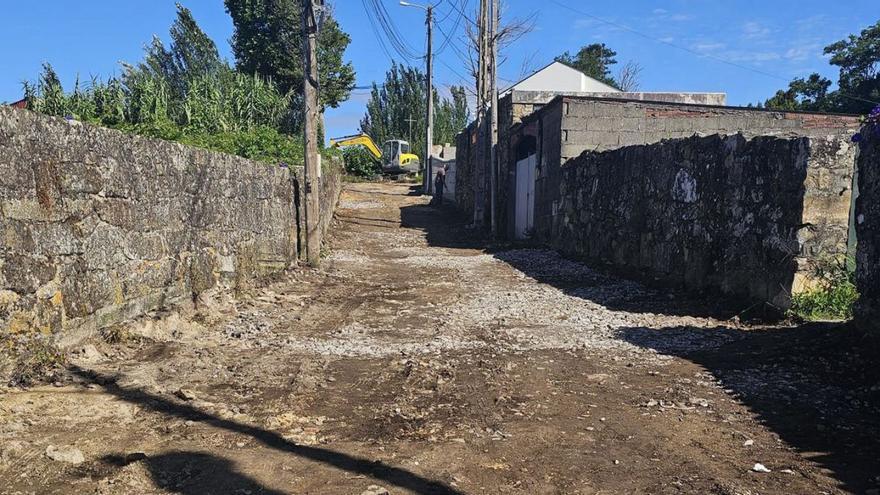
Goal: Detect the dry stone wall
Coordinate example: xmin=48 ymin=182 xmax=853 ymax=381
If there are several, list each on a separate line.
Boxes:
xmin=856 ymin=124 xmax=880 ymax=328
xmin=555 ymin=133 xmax=856 ymax=309
xmin=0 ymin=107 xmax=339 ymax=345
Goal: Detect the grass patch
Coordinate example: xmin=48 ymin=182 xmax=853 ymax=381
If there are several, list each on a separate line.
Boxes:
xmin=790 ymin=257 xmax=859 ymax=321
xmin=2 ymin=334 xmax=67 ymax=387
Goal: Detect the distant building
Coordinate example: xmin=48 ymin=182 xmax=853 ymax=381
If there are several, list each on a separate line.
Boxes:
xmin=501 ymin=61 xmax=621 ymax=95
xmin=8 ymin=99 xmax=27 ymax=109
xmin=456 ymin=61 xmax=726 ymax=227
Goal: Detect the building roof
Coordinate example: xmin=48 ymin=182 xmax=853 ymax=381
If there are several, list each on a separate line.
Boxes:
xmin=501 ymin=61 xmax=621 ymax=96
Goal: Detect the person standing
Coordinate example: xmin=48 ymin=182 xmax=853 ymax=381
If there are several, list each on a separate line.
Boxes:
xmin=433 ymin=166 xmax=446 ymax=205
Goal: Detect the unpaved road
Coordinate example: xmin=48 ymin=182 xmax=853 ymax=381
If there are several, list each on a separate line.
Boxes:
xmin=1 ymin=182 xmax=879 ymax=494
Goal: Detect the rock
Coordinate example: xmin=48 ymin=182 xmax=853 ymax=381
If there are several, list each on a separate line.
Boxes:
xmin=76 ymin=344 xmax=103 ymax=363
xmin=361 ymin=485 xmax=390 ymax=495
xmin=742 ymin=440 xmax=754 ymax=447
xmin=751 ymin=463 xmax=771 ymax=473
xmin=45 ymin=445 xmax=85 ymax=465
xmin=174 ymin=388 xmax=197 ymax=401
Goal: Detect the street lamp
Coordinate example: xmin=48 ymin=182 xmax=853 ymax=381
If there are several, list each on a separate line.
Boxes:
xmin=400 ymin=1 xmax=434 ymax=195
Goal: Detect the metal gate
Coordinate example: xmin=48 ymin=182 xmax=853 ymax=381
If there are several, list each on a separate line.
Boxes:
xmin=514 ymin=154 xmax=537 ymax=240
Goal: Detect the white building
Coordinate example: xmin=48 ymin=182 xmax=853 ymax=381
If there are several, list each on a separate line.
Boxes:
xmin=501 ymin=61 xmax=621 ymax=95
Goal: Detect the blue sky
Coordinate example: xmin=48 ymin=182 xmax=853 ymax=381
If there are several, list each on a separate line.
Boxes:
xmin=0 ymin=1 xmax=874 ymax=138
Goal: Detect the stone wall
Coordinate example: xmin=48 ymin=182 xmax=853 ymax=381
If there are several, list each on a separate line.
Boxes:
xmin=0 ymin=107 xmax=341 ymax=345
xmin=855 ymin=124 xmax=880 ymax=327
xmin=555 ymin=133 xmax=856 ymax=308
xmin=510 ymin=97 xmax=860 ymax=247
xmin=463 ymin=91 xmax=727 ymax=229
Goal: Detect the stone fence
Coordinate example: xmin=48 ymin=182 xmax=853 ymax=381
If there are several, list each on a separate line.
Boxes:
xmin=555 ymin=133 xmax=856 ymax=309
xmin=0 ymin=107 xmax=341 ymax=346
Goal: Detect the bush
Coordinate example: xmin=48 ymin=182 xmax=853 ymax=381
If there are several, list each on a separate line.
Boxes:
xmin=342 ymin=146 xmax=381 ymax=178
xmin=790 ymin=256 xmax=860 ymax=321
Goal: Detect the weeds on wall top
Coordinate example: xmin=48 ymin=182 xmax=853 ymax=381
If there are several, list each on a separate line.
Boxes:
xmin=852 ymin=104 xmax=880 ymax=143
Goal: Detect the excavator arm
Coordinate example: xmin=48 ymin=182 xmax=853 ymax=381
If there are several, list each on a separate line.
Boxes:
xmin=329 ymin=134 xmax=382 ymax=160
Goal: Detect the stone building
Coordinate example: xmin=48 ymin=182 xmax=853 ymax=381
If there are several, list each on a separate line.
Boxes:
xmin=454 ymin=64 xmax=863 ymax=308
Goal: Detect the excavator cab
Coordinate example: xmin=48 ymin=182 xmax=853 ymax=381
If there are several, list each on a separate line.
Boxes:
xmin=382 ymin=140 xmax=420 ymax=174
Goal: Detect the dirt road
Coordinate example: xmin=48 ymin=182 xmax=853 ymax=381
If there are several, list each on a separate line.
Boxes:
xmin=1 ymin=182 xmax=878 ymax=494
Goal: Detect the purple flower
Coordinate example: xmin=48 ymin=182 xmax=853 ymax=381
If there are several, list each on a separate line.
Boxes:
xmin=852 ymin=133 xmax=863 ymax=142
xmin=871 ymin=105 xmax=880 ymax=118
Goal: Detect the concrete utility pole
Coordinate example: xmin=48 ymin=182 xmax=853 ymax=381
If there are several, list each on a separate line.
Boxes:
xmin=488 ymin=0 xmax=499 ymax=236
xmin=401 ymin=2 xmax=434 ymax=195
xmin=302 ymin=0 xmax=322 ymax=267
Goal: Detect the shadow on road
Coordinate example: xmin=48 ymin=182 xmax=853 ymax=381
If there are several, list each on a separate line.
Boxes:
xmin=617 ymin=322 xmax=880 ymax=494
xmin=68 ymin=365 xmax=462 ymax=495
xmin=399 ymin=201 xmax=741 ymax=319
xmin=101 ymin=451 xmax=287 ymax=495
xmin=398 ymin=200 xmax=880 ymax=492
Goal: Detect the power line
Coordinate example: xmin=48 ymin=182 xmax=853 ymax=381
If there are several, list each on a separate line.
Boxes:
xmin=364 ymin=0 xmax=423 ymax=60
xmin=435 ymin=0 xmax=469 ymax=56
xmin=547 ymin=0 xmax=879 ymax=106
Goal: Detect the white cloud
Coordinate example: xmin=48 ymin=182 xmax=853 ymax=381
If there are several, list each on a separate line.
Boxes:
xmin=784 ymin=43 xmax=822 ymax=61
xmin=693 ymin=42 xmax=726 ymax=53
xmin=650 ymin=9 xmax=694 ymax=23
xmin=742 ymin=21 xmax=772 ymax=40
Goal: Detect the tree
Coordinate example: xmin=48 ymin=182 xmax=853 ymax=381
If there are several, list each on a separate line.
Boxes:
xmin=360 ymin=64 xmax=469 ymax=161
xmin=555 ymin=43 xmax=618 ymax=88
xmin=616 ymin=61 xmax=643 ymax=92
xmin=765 ymin=20 xmax=879 ymax=114
xmin=764 ymin=74 xmax=833 ymax=111
xmin=825 ymin=19 xmax=880 ymax=114
xmin=131 ymin=4 xmax=223 ymax=101
xmin=224 ymin=0 xmax=355 ymax=109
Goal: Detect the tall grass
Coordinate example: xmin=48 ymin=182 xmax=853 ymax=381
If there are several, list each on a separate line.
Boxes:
xmin=22 ymin=63 xmax=302 ymax=165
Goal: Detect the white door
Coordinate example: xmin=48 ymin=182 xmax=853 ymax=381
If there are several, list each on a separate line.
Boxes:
xmin=514 ymin=154 xmax=536 ymax=240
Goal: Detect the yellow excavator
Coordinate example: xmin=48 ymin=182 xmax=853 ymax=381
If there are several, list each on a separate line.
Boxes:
xmin=329 ymin=134 xmax=421 ymax=175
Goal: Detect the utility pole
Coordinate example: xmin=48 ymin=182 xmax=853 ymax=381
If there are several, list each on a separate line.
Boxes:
xmin=488 ymin=0 xmax=499 ymax=236
xmin=400 ymin=2 xmax=434 ymax=195
xmin=302 ymin=0 xmax=322 ymax=267
xmin=405 ymin=116 xmax=417 ymax=144
xmin=475 ymin=0 xmax=490 ymax=227
xmin=425 ymin=5 xmax=434 ymax=195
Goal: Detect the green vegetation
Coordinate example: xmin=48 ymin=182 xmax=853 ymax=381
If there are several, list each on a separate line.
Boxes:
xmin=790 ymin=257 xmax=860 ymax=321
xmin=20 ymin=2 xmax=357 ymax=165
xmin=2 ymin=334 xmax=67 ymax=387
xmin=554 ymin=43 xmax=642 ymax=91
xmin=360 ymin=63 xmax=469 ymax=163
xmin=555 ymin=43 xmax=619 ymax=88
xmin=341 ymin=146 xmax=381 ymax=178
xmin=764 ymin=19 xmax=880 ymax=114
xmin=224 ymin=0 xmax=356 ymax=109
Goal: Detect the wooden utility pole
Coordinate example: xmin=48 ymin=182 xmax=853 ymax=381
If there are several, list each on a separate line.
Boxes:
xmin=475 ymin=0 xmax=490 ymax=227
xmin=488 ymin=0 xmax=499 ymax=236
xmin=425 ymin=5 xmax=434 ymax=195
xmin=302 ymin=0 xmax=322 ymax=267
